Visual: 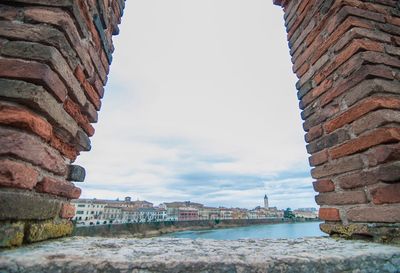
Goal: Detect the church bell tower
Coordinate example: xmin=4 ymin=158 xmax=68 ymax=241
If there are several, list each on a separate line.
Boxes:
xmin=264 ymin=194 xmax=269 ymax=209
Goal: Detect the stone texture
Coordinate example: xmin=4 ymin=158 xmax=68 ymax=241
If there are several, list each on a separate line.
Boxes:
xmin=319 ymin=222 xmax=400 ymax=243
xmin=0 ymin=79 xmax=79 ymax=142
xmin=315 ymin=191 xmax=367 ymax=206
xmin=347 ymin=206 xmax=400 ymax=223
xmin=352 ymin=109 xmax=400 ymax=136
xmin=63 ymin=98 xmax=95 ymax=137
xmin=0 ymin=127 xmax=67 ymax=175
xmin=74 ymin=129 xmax=91 ymax=152
xmin=67 ymin=165 xmax=86 ymax=182
xmin=0 ymin=189 xmax=62 ymax=220
xmin=60 ymin=203 xmax=75 ymax=219
xmin=1 ymin=237 xmax=400 ymax=272
xmin=0 ymin=159 xmax=39 ymax=190
xmin=371 ymin=184 xmax=400 ymax=205
xmin=329 ymin=128 xmax=400 ymax=160
xmin=324 ymin=97 xmax=400 ymax=134
xmin=0 ymin=20 xmax=79 ymax=71
xmin=35 ymin=177 xmax=81 ymax=199
xmin=311 ymin=154 xmax=364 ymax=179
xmin=312 ymin=179 xmax=335 ymax=193
xmin=0 ymin=102 xmax=53 ymax=141
xmin=0 ymin=58 xmax=68 ymax=103
xmin=1 ymin=40 xmax=87 ymax=108
xmin=25 ymin=219 xmax=73 ymax=243
xmin=0 ymin=221 xmax=25 ymax=247
xmin=366 ymin=143 xmax=400 ymax=167
xmin=337 ymin=170 xmax=378 ymax=189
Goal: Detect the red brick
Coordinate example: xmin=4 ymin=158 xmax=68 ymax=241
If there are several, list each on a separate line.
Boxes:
xmin=324 ymin=97 xmax=400 ymax=134
xmin=305 ymin=124 xmax=323 ymax=143
xmin=320 ymin=64 xmax=394 ymax=107
xmin=352 ymin=109 xmax=400 ymax=136
xmin=82 ymin=81 xmax=101 ymax=111
xmin=316 ymin=191 xmax=367 ymax=205
xmin=0 ymin=127 xmax=67 ymax=175
xmin=23 ymin=6 xmax=95 ymax=77
xmin=303 ymin=104 xmax=340 ymax=131
xmin=301 ymin=79 xmax=333 ymax=108
xmin=286 ymin=0 xmax=313 ymax=40
xmin=342 ymin=79 xmax=398 ymax=109
xmin=74 ymin=65 xmax=86 ymax=86
xmin=377 ymin=161 xmax=400 ymax=183
xmin=311 ymin=154 xmax=364 ymax=179
xmin=92 ymin=77 xmax=105 ymax=98
xmin=312 ymin=180 xmax=335 ymax=193
xmin=87 ymin=39 xmax=108 ymax=84
xmin=0 ymin=58 xmax=67 ymax=102
xmin=35 ymin=177 xmax=81 ymax=199
xmin=0 ymin=103 xmax=53 ymax=141
xmin=315 ymin=191 xmax=368 ymax=205
xmin=49 ymin=134 xmax=79 ymax=161
xmin=1 ymin=40 xmax=87 ymax=108
xmin=371 ymin=184 xmax=400 ymax=205
xmin=319 ymin=208 xmax=341 ymax=221
xmin=314 ymin=39 xmax=384 ymax=85
xmin=341 ymin=0 xmax=392 ymax=16
xmin=296 ymin=16 xmax=374 ymax=73
xmin=329 ymin=128 xmax=400 ymax=160
xmin=366 ymin=143 xmax=400 ymax=167
xmin=63 ymin=99 xmax=95 ymax=137
xmin=309 ymin=149 xmax=329 ymax=166
xmin=0 ymin=159 xmax=39 ymax=190
xmin=83 ymin=101 xmax=98 ymax=123
xmin=347 ymin=206 xmax=400 ymax=222
xmin=337 ymin=170 xmax=378 ymax=189
xmin=306 ymin=129 xmax=349 ymax=154
xmin=60 ymin=203 xmax=76 ymax=218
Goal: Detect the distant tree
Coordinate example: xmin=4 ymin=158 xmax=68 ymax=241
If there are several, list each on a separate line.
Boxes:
xmin=284 ymin=208 xmax=295 ymax=219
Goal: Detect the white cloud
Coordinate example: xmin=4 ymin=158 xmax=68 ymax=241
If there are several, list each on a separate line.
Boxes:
xmin=76 ymin=0 xmax=317 ymax=209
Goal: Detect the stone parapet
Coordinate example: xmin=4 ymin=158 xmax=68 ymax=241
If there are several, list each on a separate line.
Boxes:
xmin=0 ymin=237 xmax=399 ymax=272
xmin=274 ymin=0 xmax=400 ymax=241
xmin=0 ymin=0 xmax=124 ymax=247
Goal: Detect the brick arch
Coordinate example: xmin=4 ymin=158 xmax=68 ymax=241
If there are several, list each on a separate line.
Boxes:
xmin=0 ymin=0 xmax=399 ymax=247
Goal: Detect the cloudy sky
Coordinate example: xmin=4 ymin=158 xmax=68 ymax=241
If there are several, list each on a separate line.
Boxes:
xmin=76 ymin=0 xmax=317 ymax=210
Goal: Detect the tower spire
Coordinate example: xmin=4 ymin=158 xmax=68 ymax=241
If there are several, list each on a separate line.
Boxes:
xmin=264 ymin=194 xmax=268 ymax=209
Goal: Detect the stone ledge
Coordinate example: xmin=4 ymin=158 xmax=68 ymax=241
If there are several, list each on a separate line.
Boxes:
xmin=0 ymin=237 xmax=399 ymax=273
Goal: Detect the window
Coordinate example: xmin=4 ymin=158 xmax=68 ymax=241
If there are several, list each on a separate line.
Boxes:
xmin=77 ymin=204 xmax=85 ymax=207
xmin=76 ymin=211 xmax=84 ymax=214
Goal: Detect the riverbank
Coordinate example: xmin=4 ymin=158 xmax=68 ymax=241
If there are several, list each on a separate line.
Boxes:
xmin=73 ymin=218 xmax=319 ymax=238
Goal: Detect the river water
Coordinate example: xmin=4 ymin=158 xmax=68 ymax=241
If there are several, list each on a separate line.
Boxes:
xmin=164 ymin=221 xmax=325 ymax=240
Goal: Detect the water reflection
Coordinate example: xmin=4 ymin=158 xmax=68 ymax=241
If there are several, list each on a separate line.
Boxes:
xmin=164 ymin=221 xmax=326 ymax=240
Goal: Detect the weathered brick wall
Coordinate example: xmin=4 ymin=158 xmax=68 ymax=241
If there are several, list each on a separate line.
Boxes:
xmin=0 ymin=0 xmax=124 ymax=247
xmin=274 ymin=0 xmax=400 ymax=242
xmin=1 ymin=0 xmax=399 ymax=247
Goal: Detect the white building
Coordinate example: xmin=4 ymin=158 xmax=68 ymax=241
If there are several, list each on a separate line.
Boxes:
xmin=219 ymin=208 xmax=233 ymax=219
xmin=293 ymin=208 xmax=319 ymax=219
xmin=72 ymin=199 xmax=107 ymax=226
xmin=103 ymin=206 xmax=123 ymax=224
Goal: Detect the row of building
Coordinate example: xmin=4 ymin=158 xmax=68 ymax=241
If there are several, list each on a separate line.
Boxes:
xmin=72 ymin=195 xmax=318 ymax=226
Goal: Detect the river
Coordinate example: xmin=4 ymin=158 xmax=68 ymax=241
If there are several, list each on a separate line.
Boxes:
xmin=164 ymin=221 xmax=325 ymax=240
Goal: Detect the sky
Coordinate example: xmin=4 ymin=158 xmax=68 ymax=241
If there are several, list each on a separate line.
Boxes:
xmin=76 ymin=0 xmax=317 ymax=210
